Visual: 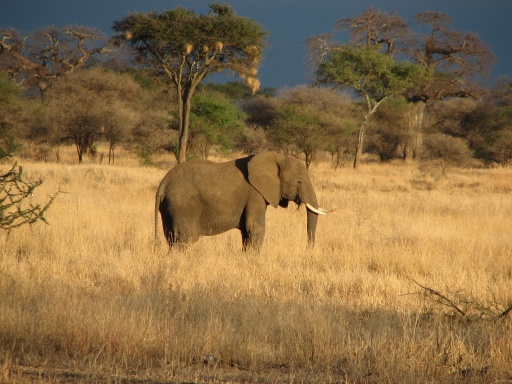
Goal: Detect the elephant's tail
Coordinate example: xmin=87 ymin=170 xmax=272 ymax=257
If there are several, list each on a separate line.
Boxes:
xmin=155 ymin=184 xmax=164 ymax=245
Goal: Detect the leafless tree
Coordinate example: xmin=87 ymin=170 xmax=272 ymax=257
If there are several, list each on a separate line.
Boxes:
xmin=336 ymin=7 xmax=410 ymax=56
xmin=0 ymin=26 xmax=112 ymax=102
xmin=410 ymin=11 xmax=495 ymax=102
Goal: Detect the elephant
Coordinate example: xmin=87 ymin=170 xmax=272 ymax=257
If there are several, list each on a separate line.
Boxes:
xmin=155 ymin=151 xmax=332 ymax=251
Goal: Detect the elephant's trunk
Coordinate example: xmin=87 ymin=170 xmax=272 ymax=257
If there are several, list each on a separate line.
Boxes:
xmin=301 ymin=178 xmax=334 ymax=247
xmin=306 ymin=204 xmax=319 ymax=247
xmin=301 ymin=181 xmax=320 ymax=247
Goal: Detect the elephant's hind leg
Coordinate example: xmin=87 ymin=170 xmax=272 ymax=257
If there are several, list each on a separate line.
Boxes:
xmin=160 ymin=218 xmax=184 ymax=247
xmin=167 ymin=225 xmax=200 ymax=249
xmin=160 ymin=213 xmax=174 ymax=246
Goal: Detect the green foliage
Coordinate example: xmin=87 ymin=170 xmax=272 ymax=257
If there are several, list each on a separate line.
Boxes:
xmin=316 ymin=46 xmax=427 ymax=168
xmin=112 ymin=3 xmax=268 ymax=83
xmin=0 ymin=73 xmax=22 ymax=159
xmin=317 ymin=46 xmax=424 ymax=102
xmin=426 ymin=99 xmax=512 ymax=167
xmin=499 ymin=106 xmax=512 ymax=125
xmin=422 ymin=133 xmax=474 ymax=170
xmin=137 ymin=146 xmax=155 ymax=166
xmin=463 ymin=104 xmax=512 ymax=166
xmin=118 ymin=68 xmax=164 ymax=90
xmin=273 ymin=104 xmax=322 ymax=147
xmin=0 ymin=163 xmax=57 ymax=230
xmin=204 ymin=82 xmax=254 ymax=100
xmin=188 ymin=90 xmax=246 ymax=158
xmin=492 ymin=128 xmax=512 ymax=166
xmin=0 ymin=73 xmax=21 ymax=107
xmin=205 ymin=81 xmax=277 ymax=100
xmin=0 ymin=136 xmax=20 ymax=160
xmin=269 ymin=86 xmax=357 ymax=169
xmin=328 ymin=8 xmax=491 ymax=102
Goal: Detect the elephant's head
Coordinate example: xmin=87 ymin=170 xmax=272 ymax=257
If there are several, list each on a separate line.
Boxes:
xmin=247 ymin=152 xmax=330 ymax=246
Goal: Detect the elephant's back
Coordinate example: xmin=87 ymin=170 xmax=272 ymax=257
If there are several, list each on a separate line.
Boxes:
xmin=162 ymin=159 xmax=248 ymax=205
xmin=165 ymin=160 xmax=243 ymax=184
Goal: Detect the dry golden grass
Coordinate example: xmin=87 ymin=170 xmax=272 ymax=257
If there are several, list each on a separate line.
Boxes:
xmin=1 ymin=146 xmax=511 ymax=383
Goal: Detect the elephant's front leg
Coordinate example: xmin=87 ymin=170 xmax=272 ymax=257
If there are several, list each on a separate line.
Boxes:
xmin=240 ymin=195 xmax=267 ymax=251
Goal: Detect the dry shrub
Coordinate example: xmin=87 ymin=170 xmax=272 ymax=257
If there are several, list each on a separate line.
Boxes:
xmin=422 ymin=133 xmax=475 ymax=170
xmin=1 ymin=159 xmax=511 ymax=383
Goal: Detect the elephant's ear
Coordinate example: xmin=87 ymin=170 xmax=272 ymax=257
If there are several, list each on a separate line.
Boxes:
xmin=248 ymin=152 xmax=281 ymax=208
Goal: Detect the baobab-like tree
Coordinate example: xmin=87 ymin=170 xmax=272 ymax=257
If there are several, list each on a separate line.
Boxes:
xmin=336 ymin=7 xmax=410 ymax=56
xmin=309 ymin=8 xmax=495 ymax=163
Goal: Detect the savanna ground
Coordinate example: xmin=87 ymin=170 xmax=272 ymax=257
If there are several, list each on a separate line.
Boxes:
xmin=1 ymin=146 xmax=511 ymax=383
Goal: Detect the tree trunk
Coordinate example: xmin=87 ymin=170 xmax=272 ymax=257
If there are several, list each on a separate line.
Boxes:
xmin=109 ymin=141 xmax=115 ymax=164
xmin=353 ymin=121 xmax=367 ymax=169
xmin=404 ymin=101 xmax=427 ymax=161
xmin=177 ymin=84 xmax=197 ymax=164
xmin=304 ymin=150 xmax=315 ymax=171
xmin=38 ymin=83 xmax=47 ymax=104
xmin=76 ymin=143 xmax=83 ymax=163
xmin=177 ymin=116 xmax=188 ymax=164
xmin=306 ymin=206 xmax=319 ymax=247
xmin=175 ymin=79 xmax=185 ymax=163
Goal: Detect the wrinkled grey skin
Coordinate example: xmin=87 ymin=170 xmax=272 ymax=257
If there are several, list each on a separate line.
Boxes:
xmin=155 ymin=152 xmax=323 ymax=251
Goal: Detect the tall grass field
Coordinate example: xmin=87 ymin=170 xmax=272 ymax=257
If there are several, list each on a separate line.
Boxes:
xmin=1 ymin=148 xmax=511 ymax=383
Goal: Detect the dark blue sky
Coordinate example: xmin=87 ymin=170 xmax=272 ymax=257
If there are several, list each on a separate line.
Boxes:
xmin=2 ymin=0 xmax=511 ymax=89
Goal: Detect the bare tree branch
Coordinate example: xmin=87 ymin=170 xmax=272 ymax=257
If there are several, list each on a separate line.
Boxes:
xmin=0 ymin=26 xmax=112 ymax=101
xmin=411 ymin=279 xmax=466 ymax=317
xmin=0 ymin=163 xmax=58 ymax=231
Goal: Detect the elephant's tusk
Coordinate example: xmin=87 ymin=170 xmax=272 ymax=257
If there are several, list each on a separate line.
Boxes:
xmin=319 ymin=207 xmax=336 ymax=213
xmin=305 ymin=203 xmax=326 ymax=215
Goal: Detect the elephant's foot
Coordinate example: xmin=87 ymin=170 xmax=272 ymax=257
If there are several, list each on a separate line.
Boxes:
xmin=170 ymin=242 xmax=192 ymax=252
xmin=241 ymin=234 xmax=264 ymax=252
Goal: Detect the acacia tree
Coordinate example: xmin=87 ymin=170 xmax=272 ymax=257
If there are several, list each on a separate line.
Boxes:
xmin=316 ymin=46 xmax=423 ymax=168
xmin=187 ymin=90 xmax=246 ymax=159
xmin=0 ymin=26 xmax=111 ymax=102
xmin=309 ymin=9 xmax=423 ymax=167
xmin=46 ymin=69 xmax=142 ymax=163
xmin=269 ymin=86 xmax=356 ymax=170
xmin=112 ymin=3 xmax=268 ymax=163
